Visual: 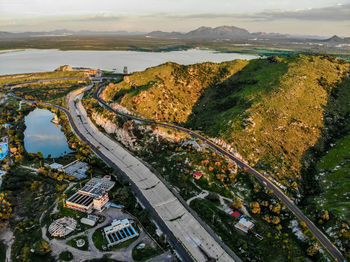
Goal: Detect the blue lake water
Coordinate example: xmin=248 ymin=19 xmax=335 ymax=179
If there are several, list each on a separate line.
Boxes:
xmin=0 ymin=49 xmax=258 ymax=75
xmin=0 ymin=143 xmax=8 ymax=161
xmin=24 ymin=108 xmax=73 ymax=158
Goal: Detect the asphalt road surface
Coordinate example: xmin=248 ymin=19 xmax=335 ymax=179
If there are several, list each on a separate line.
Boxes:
xmin=66 ymin=87 xmax=240 ymax=262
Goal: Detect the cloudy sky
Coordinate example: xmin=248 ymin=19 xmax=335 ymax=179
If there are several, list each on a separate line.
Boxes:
xmin=1 ymin=0 xmax=349 ymax=36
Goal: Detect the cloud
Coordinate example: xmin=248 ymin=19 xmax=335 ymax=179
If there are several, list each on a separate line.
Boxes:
xmin=76 ymin=14 xmax=121 ymax=22
xmin=151 ymin=4 xmax=350 ymax=22
xmin=244 ymin=4 xmax=350 ymax=22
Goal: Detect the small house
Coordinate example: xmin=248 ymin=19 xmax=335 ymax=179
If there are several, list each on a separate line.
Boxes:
xmin=231 ymin=211 xmax=241 ymax=219
xmin=193 ymin=172 xmax=203 ymax=180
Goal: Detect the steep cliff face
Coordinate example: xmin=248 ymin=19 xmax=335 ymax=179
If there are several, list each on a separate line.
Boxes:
xmin=91 ymin=110 xmax=188 ymax=149
xmin=91 ymin=112 xmax=136 ymax=148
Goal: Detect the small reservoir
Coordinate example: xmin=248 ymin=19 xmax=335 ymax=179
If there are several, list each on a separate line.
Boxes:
xmin=24 ymin=108 xmax=73 ymax=158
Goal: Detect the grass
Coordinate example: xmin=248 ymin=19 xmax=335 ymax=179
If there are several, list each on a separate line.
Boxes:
xmin=132 ymin=243 xmax=162 ymax=261
xmin=86 ymin=53 xmax=350 ymax=260
xmin=0 ymin=71 xmax=86 ymax=85
xmin=101 ymin=60 xmax=248 ymax=123
xmin=0 ymin=241 xmax=6 ymax=262
xmin=314 ymin=132 xmax=350 ymax=222
xmin=189 ymin=198 xmax=308 ymax=261
xmin=13 ymin=79 xmax=89 ymax=103
xmin=92 ymin=224 xmax=139 ymax=251
xmin=66 ymin=235 xmax=89 ymax=251
xmin=92 ymin=226 xmax=108 ymax=251
xmin=59 ymin=251 xmax=73 ymax=261
xmin=102 ymin=55 xmax=350 ymax=186
xmin=0 ymin=35 xmax=349 ymax=57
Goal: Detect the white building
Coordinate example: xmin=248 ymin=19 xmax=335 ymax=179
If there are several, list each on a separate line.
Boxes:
xmin=81 ymin=215 xmax=99 ymax=226
xmin=104 ymin=219 xmax=138 ymax=247
xmin=235 ymin=217 xmax=254 ymax=233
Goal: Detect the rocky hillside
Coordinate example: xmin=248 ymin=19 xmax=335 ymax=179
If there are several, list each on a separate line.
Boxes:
xmin=101 ymin=55 xmax=350 ymax=185
xmin=101 ymin=60 xmax=248 ymax=123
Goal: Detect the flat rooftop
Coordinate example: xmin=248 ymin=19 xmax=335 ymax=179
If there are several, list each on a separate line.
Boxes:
xmin=67 ymin=192 xmax=94 ymax=207
xmin=80 ymin=177 xmax=115 ymax=196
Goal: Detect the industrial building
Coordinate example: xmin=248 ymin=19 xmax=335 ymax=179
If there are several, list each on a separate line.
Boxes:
xmin=49 ymin=160 xmax=88 ymax=180
xmin=48 ymin=217 xmax=77 ymax=237
xmin=81 ymin=215 xmax=99 ymax=226
xmin=65 ymin=176 xmax=115 ymax=213
xmin=104 ymin=219 xmax=138 ymax=247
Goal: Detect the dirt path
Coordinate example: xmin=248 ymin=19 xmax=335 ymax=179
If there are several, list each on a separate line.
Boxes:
xmin=186 ymin=190 xmax=209 ymax=205
xmin=0 ymin=225 xmax=15 ymax=262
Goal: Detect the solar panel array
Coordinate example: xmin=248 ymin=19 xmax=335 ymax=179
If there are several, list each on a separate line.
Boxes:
xmin=106 ymin=224 xmax=138 ymax=247
xmin=68 ymin=192 xmax=93 ymax=207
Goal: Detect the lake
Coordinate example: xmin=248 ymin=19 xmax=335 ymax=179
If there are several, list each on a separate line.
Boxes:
xmin=0 ymin=49 xmax=258 ymax=75
xmin=24 ymin=108 xmax=73 ymax=158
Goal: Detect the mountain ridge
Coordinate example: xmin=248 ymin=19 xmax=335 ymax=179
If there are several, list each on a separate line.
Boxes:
xmin=1 ymin=25 xmax=347 ymax=41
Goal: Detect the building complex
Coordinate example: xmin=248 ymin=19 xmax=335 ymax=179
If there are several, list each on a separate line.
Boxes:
xmin=65 ymin=176 xmax=115 ymax=213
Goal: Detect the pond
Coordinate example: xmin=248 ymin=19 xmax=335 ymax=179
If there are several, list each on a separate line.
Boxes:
xmin=0 ymin=49 xmax=258 ymax=75
xmin=24 ymin=108 xmax=73 ymax=158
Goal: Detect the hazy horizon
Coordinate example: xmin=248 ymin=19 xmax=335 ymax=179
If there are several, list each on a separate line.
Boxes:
xmin=1 ymin=0 xmax=350 ymax=37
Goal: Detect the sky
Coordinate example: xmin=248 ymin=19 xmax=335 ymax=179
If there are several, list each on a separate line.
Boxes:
xmin=0 ymin=0 xmax=350 ymax=36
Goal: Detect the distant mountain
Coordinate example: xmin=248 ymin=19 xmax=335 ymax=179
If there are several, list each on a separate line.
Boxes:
xmin=145 ymin=26 xmax=330 ymax=41
xmin=323 ymin=35 xmax=350 ymax=43
xmin=185 ymin=26 xmax=250 ymax=39
xmin=147 ymin=31 xmax=184 ymax=38
xmin=146 ymin=26 xmax=251 ymax=40
xmin=1 ymin=27 xmax=348 ymax=42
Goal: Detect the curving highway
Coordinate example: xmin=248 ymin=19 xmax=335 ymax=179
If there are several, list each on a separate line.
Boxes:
xmin=10 ymin=86 xmax=241 ymax=262
xmin=8 ymin=76 xmax=345 ymax=262
xmin=94 ymin=83 xmax=345 ymax=262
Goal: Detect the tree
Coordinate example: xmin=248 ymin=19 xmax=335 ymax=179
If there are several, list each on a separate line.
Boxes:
xmin=250 ymin=202 xmax=261 ymax=214
xmin=34 ymin=240 xmax=51 ymax=255
xmin=320 ymin=210 xmax=329 ymax=221
xmin=232 ymin=197 xmax=243 ymax=209
xmin=0 ymin=192 xmax=12 ymax=224
xmin=272 ymin=216 xmax=281 ymax=225
xmin=270 ymin=203 xmax=281 ymax=214
xmin=307 ymin=244 xmax=318 ymax=257
xmin=276 ymin=224 xmax=282 ymax=231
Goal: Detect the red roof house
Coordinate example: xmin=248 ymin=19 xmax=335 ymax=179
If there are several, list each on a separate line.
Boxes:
xmin=231 ymin=211 xmax=241 ymax=218
xmin=193 ymin=172 xmax=203 ymax=180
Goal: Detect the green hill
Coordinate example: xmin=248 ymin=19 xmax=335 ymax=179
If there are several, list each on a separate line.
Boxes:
xmin=102 ymin=55 xmax=350 ymax=186
xmin=101 ymin=60 xmax=249 ymax=123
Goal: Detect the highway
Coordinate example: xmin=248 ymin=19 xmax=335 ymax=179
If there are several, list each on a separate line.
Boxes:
xmin=10 ymin=86 xmax=241 ymax=262
xmin=9 ymin=76 xmax=345 ymax=261
xmin=94 ymin=83 xmax=345 ymax=262
xmin=66 ymin=87 xmax=240 ymax=262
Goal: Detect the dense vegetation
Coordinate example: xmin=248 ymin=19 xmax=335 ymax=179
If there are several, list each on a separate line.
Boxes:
xmin=13 ymin=79 xmax=89 ymax=104
xmin=100 ymin=55 xmax=350 ymax=259
xmin=0 ymin=36 xmax=349 ymax=57
xmin=0 ymin=71 xmax=86 ymax=85
xmin=103 ymin=55 xmax=350 ymax=185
